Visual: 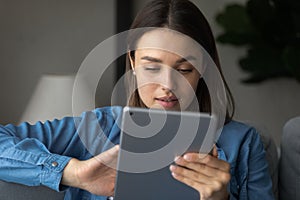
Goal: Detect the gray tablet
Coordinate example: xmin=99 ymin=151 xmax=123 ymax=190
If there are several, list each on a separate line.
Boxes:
xmin=114 ymin=107 xmax=217 ymax=200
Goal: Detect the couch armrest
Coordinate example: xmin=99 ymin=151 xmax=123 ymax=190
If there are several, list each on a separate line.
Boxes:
xmin=0 ymin=180 xmax=65 ymax=200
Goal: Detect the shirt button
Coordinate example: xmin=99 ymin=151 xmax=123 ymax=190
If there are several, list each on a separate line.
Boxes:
xmin=51 ymin=161 xmax=58 ymax=167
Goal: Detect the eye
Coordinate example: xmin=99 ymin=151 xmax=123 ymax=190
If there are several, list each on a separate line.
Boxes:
xmin=143 ymin=65 xmax=161 ymax=72
xmin=177 ymin=68 xmax=193 ymax=74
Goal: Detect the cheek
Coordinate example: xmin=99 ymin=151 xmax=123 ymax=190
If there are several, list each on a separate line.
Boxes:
xmin=179 ymin=78 xmax=199 ymax=107
xmin=137 ymin=84 xmax=157 ymax=104
xmin=190 ymin=74 xmax=201 ymax=91
xmin=190 ymin=79 xmax=199 ymax=91
xmin=180 ymin=76 xmax=199 ymax=95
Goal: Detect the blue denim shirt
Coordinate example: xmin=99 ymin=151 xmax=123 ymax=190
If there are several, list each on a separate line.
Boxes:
xmin=0 ymin=106 xmax=274 ymax=200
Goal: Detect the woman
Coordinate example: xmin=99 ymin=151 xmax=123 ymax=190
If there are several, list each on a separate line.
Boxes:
xmin=0 ymin=0 xmax=274 ymax=199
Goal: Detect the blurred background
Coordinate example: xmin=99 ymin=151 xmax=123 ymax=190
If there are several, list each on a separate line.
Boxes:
xmin=0 ymin=0 xmax=299 ymax=146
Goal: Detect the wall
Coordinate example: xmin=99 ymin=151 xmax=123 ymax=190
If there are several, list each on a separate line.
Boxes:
xmin=1 ymin=0 xmax=299 ymax=145
xmin=0 ymin=0 xmax=116 ymax=124
xmin=132 ymin=0 xmax=300 ymax=146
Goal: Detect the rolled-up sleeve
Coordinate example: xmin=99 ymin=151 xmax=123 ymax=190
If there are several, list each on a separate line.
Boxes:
xmin=0 ymin=106 xmax=122 ymax=191
xmin=0 ymin=118 xmax=78 ymax=191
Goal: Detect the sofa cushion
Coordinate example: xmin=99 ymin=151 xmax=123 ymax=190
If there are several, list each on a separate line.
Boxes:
xmin=279 ymin=116 xmax=300 ymax=200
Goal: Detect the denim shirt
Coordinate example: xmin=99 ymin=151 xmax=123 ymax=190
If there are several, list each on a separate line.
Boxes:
xmin=0 ymin=106 xmax=274 ymax=200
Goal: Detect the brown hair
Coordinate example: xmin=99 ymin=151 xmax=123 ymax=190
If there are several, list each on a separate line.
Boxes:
xmin=125 ymin=0 xmax=234 ymax=123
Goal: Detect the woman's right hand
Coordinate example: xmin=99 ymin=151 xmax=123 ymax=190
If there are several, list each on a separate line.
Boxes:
xmin=61 ymin=145 xmax=119 ymax=196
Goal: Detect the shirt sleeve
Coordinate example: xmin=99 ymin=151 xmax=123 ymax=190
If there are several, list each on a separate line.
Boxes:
xmin=0 ymin=118 xmax=75 ymax=191
xmin=0 ymin=106 xmax=122 ymax=192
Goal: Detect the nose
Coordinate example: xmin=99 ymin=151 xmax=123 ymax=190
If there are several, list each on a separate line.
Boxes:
xmin=161 ymin=68 xmax=177 ymax=92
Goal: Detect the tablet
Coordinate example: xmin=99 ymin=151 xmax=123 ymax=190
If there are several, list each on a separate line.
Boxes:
xmin=114 ymin=107 xmax=217 ymax=200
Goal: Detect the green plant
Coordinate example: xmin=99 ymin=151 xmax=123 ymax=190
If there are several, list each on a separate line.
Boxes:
xmin=215 ymin=0 xmax=300 ymax=83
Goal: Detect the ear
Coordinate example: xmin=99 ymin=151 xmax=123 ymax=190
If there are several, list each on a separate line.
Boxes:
xmin=128 ymin=52 xmax=135 ymax=71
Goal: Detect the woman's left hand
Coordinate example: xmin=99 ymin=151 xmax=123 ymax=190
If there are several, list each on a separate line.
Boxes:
xmin=169 ymin=146 xmax=230 ymax=200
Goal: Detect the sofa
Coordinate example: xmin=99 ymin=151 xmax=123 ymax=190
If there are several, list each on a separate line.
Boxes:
xmin=0 ymin=181 xmax=64 ymax=200
xmin=278 ymin=116 xmax=300 ymax=200
xmin=0 ymin=116 xmax=299 ymax=200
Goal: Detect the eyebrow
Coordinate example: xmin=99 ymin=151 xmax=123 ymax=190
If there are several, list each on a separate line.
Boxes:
xmin=141 ymin=56 xmax=163 ymax=63
xmin=140 ymin=55 xmax=196 ymax=64
xmin=175 ymin=55 xmax=196 ymax=64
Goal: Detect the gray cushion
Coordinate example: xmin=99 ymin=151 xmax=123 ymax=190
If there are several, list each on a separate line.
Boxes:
xmin=241 ymin=121 xmax=279 ymax=199
xmin=0 ymin=180 xmax=64 ymax=200
xmin=260 ymin=131 xmax=279 ymax=199
xmin=279 ymin=116 xmax=300 ymax=200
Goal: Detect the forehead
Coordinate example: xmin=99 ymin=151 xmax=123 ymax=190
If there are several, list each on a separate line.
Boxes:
xmin=136 ymin=29 xmax=200 ymax=59
xmin=134 ymin=48 xmax=183 ymax=60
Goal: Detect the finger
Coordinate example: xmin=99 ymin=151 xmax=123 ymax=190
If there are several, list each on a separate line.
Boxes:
xmin=171 ymin=172 xmax=195 ymax=186
xmin=170 ymin=165 xmax=230 ymax=197
xmin=171 ymin=170 xmax=203 ymax=192
xmin=171 ymin=171 xmax=227 ymax=200
xmin=182 ymin=153 xmax=230 ymax=172
xmin=170 ymin=164 xmax=210 ymax=184
xmin=170 ymin=167 xmax=217 ymax=197
xmin=174 ymin=156 xmax=221 ymax=177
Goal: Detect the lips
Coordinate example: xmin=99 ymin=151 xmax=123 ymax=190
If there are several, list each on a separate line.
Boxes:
xmin=155 ymin=96 xmax=178 ymax=102
xmin=155 ymin=96 xmax=179 ymax=108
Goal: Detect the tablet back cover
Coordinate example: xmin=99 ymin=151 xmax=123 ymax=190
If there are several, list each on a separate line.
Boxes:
xmin=114 ymin=107 xmax=214 ymax=200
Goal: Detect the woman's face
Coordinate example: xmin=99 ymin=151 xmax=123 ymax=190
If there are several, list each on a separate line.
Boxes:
xmin=131 ymin=47 xmax=201 ymax=111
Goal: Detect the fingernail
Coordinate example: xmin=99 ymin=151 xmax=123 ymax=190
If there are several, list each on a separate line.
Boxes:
xmin=169 ymin=165 xmax=176 ymax=171
xmin=174 ymin=156 xmax=181 ymax=162
xmin=183 ymin=154 xmax=192 ymax=161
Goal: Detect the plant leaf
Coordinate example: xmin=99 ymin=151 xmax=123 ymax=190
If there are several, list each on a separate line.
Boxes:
xmin=217 ymin=32 xmax=256 ymax=46
xmin=239 ymin=45 xmax=291 ymax=83
xmin=215 ymin=4 xmax=255 ymax=33
xmin=282 ymin=45 xmax=300 ymax=82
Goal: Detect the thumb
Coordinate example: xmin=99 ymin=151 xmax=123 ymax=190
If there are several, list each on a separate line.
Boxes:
xmin=212 ymin=144 xmax=218 ymax=158
xmin=94 ymin=145 xmax=120 ymax=168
